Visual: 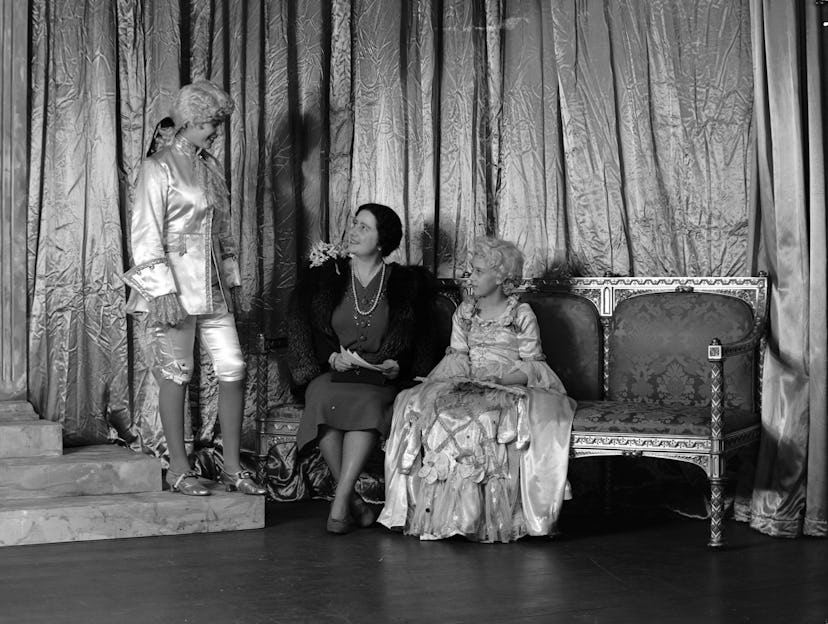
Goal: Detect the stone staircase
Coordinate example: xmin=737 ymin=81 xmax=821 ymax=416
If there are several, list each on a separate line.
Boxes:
xmin=0 ymin=412 xmax=264 ymax=547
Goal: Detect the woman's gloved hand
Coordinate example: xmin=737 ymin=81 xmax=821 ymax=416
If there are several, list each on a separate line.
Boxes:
xmin=232 ymin=285 xmax=251 ymax=314
xmin=379 ymin=359 xmax=400 ymax=380
xmin=329 ymin=352 xmax=355 ymax=372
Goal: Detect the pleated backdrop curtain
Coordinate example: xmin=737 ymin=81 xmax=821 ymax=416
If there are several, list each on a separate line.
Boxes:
xmin=746 ymin=0 xmax=827 ymax=538
xmin=26 ymin=0 xmax=825 ymax=537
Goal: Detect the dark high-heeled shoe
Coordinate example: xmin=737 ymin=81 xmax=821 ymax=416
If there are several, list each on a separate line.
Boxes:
xmin=349 ymin=494 xmax=377 ymax=528
xmin=326 ymin=514 xmax=356 ymax=535
xmin=220 ymin=469 xmax=266 ymax=495
xmin=166 ymin=469 xmax=211 ymax=496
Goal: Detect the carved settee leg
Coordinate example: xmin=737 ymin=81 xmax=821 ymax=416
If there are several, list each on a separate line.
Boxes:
xmin=708 ymin=344 xmax=726 ymax=548
xmin=255 ymin=332 xmax=268 ymax=483
xmin=708 ymin=477 xmax=726 ymax=548
xmin=603 ymin=457 xmax=614 ymax=516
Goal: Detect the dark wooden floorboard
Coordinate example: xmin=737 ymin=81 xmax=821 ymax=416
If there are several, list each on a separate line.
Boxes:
xmin=0 ymin=500 xmax=826 ymax=624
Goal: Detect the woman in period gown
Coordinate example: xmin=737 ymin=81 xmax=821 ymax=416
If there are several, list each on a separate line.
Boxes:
xmin=378 ymin=238 xmax=576 ymax=542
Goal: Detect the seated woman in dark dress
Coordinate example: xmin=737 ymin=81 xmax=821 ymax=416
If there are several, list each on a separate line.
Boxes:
xmin=286 ymin=203 xmax=435 ymax=534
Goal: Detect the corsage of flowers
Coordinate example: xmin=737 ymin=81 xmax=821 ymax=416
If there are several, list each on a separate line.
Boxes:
xmin=308 ymin=240 xmax=348 ymax=268
xmin=457 ymin=453 xmax=487 ymax=484
xmin=417 ymin=450 xmax=457 ymax=484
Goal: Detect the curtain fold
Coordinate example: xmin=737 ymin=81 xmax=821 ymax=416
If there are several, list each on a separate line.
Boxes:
xmin=28 ymin=0 xmax=131 ymax=445
xmin=499 ymin=0 xmax=566 ymax=277
xmin=748 ymin=0 xmax=827 ymax=538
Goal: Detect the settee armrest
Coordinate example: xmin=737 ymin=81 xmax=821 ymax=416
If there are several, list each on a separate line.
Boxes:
xmin=705 ymin=321 xmax=765 ymax=465
xmin=705 ymin=328 xmax=764 ymax=550
xmin=707 ymin=324 xmax=765 ymax=361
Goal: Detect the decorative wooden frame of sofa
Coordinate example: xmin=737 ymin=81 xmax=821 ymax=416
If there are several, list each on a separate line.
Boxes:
xmin=254 ymin=273 xmax=768 ymax=548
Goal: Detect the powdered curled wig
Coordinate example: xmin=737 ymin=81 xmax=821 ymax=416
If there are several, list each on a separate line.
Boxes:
xmin=171 ymin=80 xmax=234 ymax=128
xmin=472 ymin=237 xmax=525 ymax=294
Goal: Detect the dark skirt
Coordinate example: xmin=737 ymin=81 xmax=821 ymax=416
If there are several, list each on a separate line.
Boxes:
xmin=297 ymin=372 xmax=399 ymax=451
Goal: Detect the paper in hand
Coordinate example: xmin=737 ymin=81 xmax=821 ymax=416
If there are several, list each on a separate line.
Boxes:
xmin=339 ymin=347 xmax=386 ymax=371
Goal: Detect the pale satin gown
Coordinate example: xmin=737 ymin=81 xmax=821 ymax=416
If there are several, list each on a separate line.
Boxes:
xmin=379 ymin=296 xmax=576 ymax=542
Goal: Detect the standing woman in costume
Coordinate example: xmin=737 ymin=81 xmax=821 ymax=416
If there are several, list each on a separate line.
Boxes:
xmin=123 ymin=80 xmax=265 ymax=497
xmin=286 ymin=204 xmax=436 ymax=533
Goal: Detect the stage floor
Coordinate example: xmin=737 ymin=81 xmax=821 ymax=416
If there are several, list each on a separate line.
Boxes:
xmin=0 ymin=499 xmax=825 ymax=624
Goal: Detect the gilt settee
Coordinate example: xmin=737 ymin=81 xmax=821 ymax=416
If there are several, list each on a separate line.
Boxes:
xmin=256 ymin=274 xmax=768 ymax=548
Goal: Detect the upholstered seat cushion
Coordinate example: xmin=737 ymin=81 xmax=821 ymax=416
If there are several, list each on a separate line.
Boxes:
xmin=574 ymin=400 xmax=757 ymax=436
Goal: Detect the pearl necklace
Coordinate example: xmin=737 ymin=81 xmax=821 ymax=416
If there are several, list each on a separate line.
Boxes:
xmin=351 ymin=261 xmax=386 ymax=316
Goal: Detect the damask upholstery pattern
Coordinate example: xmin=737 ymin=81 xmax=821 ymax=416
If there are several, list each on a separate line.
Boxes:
xmin=608 ymin=293 xmax=754 ymax=410
xmin=574 ymin=400 xmax=756 ymax=436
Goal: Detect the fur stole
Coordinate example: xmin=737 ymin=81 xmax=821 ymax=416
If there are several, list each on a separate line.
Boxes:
xmin=286 ymin=258 xmax=437 ymax=389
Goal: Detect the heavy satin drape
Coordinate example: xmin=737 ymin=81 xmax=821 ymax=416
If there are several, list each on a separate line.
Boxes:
xmin=35 ymin=0 xmax=822 ymax=530
xmin=745 ymin=0 xmax=827 ymax=538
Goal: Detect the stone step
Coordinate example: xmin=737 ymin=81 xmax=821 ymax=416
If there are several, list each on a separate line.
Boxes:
xmin=0 ymin=420 xmax=62 ymax=459
xmin=0 ymin=401 xmax=38 ymax=421
xmin=0 ymin=481 xmax=265 ymax=546
xmin=0 ymin=445 xmax=160 ymax=500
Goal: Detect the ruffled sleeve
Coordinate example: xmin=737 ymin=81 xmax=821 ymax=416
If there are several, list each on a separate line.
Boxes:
xmin=426 ymin=303 xmax=472 ymax=380
xmin=511 ymin=303 xmax=567 ymax=393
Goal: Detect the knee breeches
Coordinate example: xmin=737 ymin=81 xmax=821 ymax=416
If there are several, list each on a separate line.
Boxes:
xmin=140 ymin=311 xmax=245 ymax=385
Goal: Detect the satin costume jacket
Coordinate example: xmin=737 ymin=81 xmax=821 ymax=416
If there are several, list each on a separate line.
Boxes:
xmin=123 ymin=137 xmax=241 ymax=315
xmin=285 ymin=257 xmax=438 ymax=390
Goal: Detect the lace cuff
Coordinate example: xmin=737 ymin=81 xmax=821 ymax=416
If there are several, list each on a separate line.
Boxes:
xmin=146 ymin=293 xmax=187 ymax=326
xmin=123 ymin=258 xmax=177 ymax=300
